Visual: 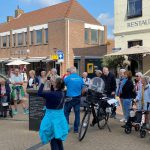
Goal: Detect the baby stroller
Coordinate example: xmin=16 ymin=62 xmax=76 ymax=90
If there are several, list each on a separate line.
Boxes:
xmin=0 ymin=80 xmax=13 ymax=118
xmin=124 ymin=101 xmax=142 ymax=134
xmin=139 ymin=102 xmax=150 ymax=138
xmin=0 ymin=95 xmax=13 ymax=118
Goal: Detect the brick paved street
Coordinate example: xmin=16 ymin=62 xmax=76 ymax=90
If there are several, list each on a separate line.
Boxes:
xmin=0 ymin=106 xmax=150 ymax=150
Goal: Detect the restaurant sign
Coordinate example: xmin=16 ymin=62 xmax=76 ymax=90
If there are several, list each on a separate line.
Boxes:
xmin=127 ymin=19 xmax=150 ymax=28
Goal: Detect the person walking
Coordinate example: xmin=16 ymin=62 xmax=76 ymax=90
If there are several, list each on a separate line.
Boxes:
xmin=11 ymin=68 xmax=28 ymax=115
xmin=64 ymin=66 xmax=85 ymax=133
xmin=120 ymin=71 xmax=134 ymax=122
xmin=38 ymin=78 xmax=69 ymax=150
xmin=102 ymin=67 xmax=117 ymax=118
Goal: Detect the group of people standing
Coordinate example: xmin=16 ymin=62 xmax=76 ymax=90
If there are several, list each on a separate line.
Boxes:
xmin=37 ymin=66 xmax=118 ymax=150
xmin=117 ymin=70 xmax=150 ymax=123
xmin=1 ymin=65 xmax=150 ymax=150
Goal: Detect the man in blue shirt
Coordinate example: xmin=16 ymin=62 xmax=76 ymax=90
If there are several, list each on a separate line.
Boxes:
xmin=64 ymin=66 xmax=84 ymax=133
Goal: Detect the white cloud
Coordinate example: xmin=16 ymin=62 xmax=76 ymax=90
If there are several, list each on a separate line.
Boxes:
xmin=37 ymin=0 xmax=64 ymax=6
xmin=97 ymin=13 xmax=114 ymax=39
xmin=19 ymin=0 xmax=65 ymax=7
xmin=97 ymin=13 xmax=114 ymax=26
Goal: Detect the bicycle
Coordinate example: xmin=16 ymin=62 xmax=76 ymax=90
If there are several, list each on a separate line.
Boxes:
xmin=78 ymin=89 xmax=112 ymax=141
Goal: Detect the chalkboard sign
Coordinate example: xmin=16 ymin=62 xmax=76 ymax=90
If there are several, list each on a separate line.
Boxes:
xmin=29 ymin=92 xmax=45 ymax=131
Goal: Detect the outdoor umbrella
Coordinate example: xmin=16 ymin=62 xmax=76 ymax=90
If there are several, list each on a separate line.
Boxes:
xmin=105 ymin=45 xmax=150 ymax=56
xmin=6 ymin=59 xmax=30 ymax=66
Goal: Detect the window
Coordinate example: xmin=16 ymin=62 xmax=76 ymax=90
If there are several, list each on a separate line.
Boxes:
xmin=24 ymin=32 xmax=27 ymax=45
xmin=18 ymin=33 xmax=23 ymax=46
xmin=12 ymin=34 xmax=16 ymax=47
xmin=30 ymin=31 xmax=34 ymax=45
xmin=127 ymin=0 xmax=142 ymax=19
xmin=91 ymin=29 xmax=98 ymax=44
xmin=84 ymin=28 xmax=89 ymax=43
xmin=36 ymin=30 xmax=42 ymax=44
xmin=45 ymin=28 xmax=48 ymax=43
xmin=128 ymin=40 xmax=142 ymax=48
xmin=2 ymin=36 xmax=7 ymax=47
xmin=100 ymin=30 xmax=104 ymax=44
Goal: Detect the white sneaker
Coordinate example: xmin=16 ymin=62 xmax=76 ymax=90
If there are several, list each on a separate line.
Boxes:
xmin=125 ymin=120 xmax=127 ymax=123
xmin=120 ymin=118 xmax=125 ymax=122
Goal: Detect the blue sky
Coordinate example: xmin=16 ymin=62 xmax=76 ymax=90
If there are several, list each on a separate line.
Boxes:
xmin=0 ymin=0 xmax=114 ymax=38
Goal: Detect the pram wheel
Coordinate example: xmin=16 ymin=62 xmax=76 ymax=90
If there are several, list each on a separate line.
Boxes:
xmin=140 ymin=130 xmax=146 ymax=138
xmin=9 ymin=109 xmax=13 ymax=118
xmin=125 ymin=127 xmax=132 ymax=134
xmin=135 ymin=124 xmax=140 ymax=131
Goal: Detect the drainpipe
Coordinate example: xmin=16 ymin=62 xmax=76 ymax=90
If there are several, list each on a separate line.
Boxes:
xmin=67 ymin=19 xmax=70 ymax=68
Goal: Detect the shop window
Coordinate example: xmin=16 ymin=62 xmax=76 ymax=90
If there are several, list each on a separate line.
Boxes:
xmin=91 ymin=29 xmax=98 ymax=44
xmin=36 ymin=30 xmax=42 ymax=44
xmin=45 ymin=28 xmax=48 ymax=44
xmin=128 ymin=40 xmax=142 ymax=48
xmin=84 ymin=28 xmax=89 ymax=43
xmin=127 ymin=0 xmax=142 ymax=19
xmin=18 ymin=33 xmax=23 ymax=46
xmin=2 ymin=36 xmax=7 ymax=47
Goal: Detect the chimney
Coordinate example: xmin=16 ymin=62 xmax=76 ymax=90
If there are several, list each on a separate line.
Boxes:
xmin=15 ymin=5 xmax=24 ymax=18
xmin=7 ymin=16 xmax=14 ymax=22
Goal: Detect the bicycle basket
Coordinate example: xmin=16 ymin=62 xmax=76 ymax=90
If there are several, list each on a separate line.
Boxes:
xmin=86 ymin=89 xmax=102 ymax=103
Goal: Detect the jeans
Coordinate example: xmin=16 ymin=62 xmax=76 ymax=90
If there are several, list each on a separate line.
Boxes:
xmin=64 ymin=97 xmax=80 ymax=132
xmin=122 ymin=99 xmax=132 ymax=120
xmin=50 ymin=138 xmax=64 ymax=150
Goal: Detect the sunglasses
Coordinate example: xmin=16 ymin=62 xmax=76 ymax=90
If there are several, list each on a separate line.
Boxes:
xmin=136 ymin=76 xmax=139 ymax=77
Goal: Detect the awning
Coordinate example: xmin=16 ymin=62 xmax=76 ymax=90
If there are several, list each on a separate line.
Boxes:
xmin=105 ymin=45 xmax=150 ymax=56
xmin=0 ymin=58 xmax=9 ymax=63
xmin=25 ymin=57 xmax=52 ymax=62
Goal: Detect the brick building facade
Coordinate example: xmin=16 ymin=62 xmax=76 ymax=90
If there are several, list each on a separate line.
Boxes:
xmin=0 ymin=0 xmax=112 ymax=76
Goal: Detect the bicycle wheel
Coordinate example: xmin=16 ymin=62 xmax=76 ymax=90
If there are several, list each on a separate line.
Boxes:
xmin=97 ymin=108 xmax=109 ymax=129
xmin=78 ymin=110 xmax=91 ymax=141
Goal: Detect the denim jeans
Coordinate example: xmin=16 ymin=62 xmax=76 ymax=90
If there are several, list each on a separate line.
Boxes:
xmin=122 ymin=99 xmax=132 ymax=120
xmin=50 ymin=138 xmax=64 ymax=150
xmin=64 ymin=97 xmax=80 ymax=132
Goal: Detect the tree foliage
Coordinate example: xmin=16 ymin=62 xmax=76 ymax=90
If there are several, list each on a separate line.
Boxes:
xmin=102 ymin=56 xmax=124 ymax=69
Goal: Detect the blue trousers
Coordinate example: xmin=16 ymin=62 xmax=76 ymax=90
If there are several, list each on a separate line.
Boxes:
xmin=122 ymin=99 xmax=132 ymax=120
xmin=64 ymin=97 xmax=80 ymax=132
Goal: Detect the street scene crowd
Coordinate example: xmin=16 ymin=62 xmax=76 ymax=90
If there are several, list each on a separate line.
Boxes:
xmin=0 ymin=66 xmax=150 ymax=150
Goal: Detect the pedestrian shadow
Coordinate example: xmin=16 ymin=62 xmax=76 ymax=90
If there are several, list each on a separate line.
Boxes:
xmin=25 ymin=142 xmax=45 ymax=150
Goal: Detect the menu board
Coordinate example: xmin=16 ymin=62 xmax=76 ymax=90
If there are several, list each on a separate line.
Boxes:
xmin=29 ymin=94 xmax=45 ymax=131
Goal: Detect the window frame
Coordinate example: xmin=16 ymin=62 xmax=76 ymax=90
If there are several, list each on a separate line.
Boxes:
xmin=91 ymin=29 xmax=98 ymax=44
xmin=18 ymin=33 xmax=24 ymax=46
xmin=36 ymin=29 xmax=42 ymax=44
xmin=2 ymin=36 xmax=7 ymax=48
xmin=127 ymin=0 xmax=142 ymax=19
xmin=84 ymin=28 xmax=89 ymax=44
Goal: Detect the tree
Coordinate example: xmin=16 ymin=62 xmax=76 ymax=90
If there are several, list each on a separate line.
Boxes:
xmin=102 ymin=56 xmax=124 ymax=69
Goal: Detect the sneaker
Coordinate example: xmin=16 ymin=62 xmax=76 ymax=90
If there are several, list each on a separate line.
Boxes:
xmin=13 ymin=110 xmax=18 ymax=115
xmin=124 ymin=120 xmax=127 ymax=123
xmin=23 ymin=109 xmax=29 ymax=115
xmin=120 ymin=118 xmax=125 ymax=122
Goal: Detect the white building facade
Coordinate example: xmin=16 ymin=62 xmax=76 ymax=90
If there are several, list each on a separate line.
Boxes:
xmin=114 ymin=0 xmax=150 ymax=74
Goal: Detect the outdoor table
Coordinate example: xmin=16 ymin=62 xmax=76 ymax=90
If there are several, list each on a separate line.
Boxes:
xmin=26 ymin=89 xmax=45 ymax=131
